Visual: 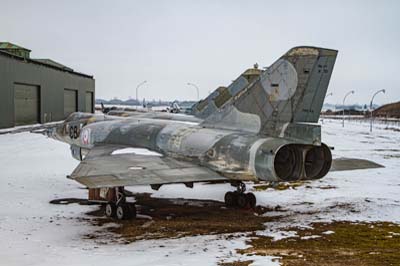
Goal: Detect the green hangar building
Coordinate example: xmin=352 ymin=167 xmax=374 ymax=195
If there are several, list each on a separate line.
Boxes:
xmin=0 ymin=42 xmax=95 ymax=129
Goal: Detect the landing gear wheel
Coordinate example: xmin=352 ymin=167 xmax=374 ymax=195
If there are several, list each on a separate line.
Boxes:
xmin=246 ymin=193 xmax=256 ymax=209
xmin=116 ymin=203 xmax=132 ymax=220
xmin=105 ymin=202 xmax=116 ymax=217
xmin=237 ymin=193 xmax=248 ymax=208
xmin=224 ymin=191 xmax=237 ymax=207
xmin=128 ymin=204 xmax=137 ymax=219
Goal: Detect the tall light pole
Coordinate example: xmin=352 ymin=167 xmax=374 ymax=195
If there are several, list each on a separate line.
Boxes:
xmin=136 ymin=80 xmax=147 ymax=103
xmin=324 ymin=92 xmax=333 ymax=107
xmin=342 ymin=90 xmax=355 ymax=127
xmin=369 ymin=89 xmax=385 ymax=132
xmin=187 ymin=82 xmax=200 ymax=100
xmin=322 ymin=92 xmax=333 ymax=124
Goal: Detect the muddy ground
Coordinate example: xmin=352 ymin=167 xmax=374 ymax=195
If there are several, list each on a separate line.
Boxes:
xmin=51 ymin=192 xmax=400 ymax=266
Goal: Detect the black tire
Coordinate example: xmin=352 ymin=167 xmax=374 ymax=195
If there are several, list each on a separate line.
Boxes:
xmin=116 ymin=204 xmax=132 ymax=220
xmin=246 ymin=193 xmax=257 ymax=209
xmin=128 ymin=204 xmax=137 ymax=219
xmin=224 ymin=191 xmax=237 ymax=207
xmin=105 ymin=202 xmax=116 ymax=217
xmin=237 ymin=193 xmax=248 ymax=208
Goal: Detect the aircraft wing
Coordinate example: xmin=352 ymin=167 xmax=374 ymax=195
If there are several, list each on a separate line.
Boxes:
xmin=69 ymin=145 xmax=227 ymax=188
xmin=330 ymin=157 xmax=384 ymax=172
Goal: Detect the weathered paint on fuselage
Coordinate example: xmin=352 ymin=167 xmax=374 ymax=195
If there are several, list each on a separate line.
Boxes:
xmin=50 ymin=111 xmax=332 ymax=183
xmin=72 ymin=114 xmax=261 ymax=181
xmin=51 ymin=112 xmax=280 ymax=182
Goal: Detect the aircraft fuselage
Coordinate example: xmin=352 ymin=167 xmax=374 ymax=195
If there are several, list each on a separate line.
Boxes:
xmin=50 ymin=112 xmax=332 ymax=183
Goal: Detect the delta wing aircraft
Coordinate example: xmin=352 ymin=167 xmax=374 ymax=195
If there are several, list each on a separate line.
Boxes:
xmin=45 ymin=46 xmax=381 ymax=220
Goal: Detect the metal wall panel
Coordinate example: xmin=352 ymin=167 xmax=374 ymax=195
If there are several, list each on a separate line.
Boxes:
xmin=14 ymin=83 xmax=39 ymax=125
xmin=85 ymin=91 xmax=93 ymax=113
xmin=64 ymin=89 xmax=77 ymax=118
xmin=0 ymin=52 xmax=95 ymax=129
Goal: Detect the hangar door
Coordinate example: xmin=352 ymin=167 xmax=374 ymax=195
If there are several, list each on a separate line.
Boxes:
xmin=64 ymin=89 xmax=77 ymax=118
xmin=14 ymin=83 xmax=40 ymax=126
xmin=85 ymin=91 xmax=93 ymax=113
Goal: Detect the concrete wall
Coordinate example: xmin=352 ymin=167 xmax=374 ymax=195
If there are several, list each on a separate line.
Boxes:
xmin=0 ymin=53 xmax=95 ymax=129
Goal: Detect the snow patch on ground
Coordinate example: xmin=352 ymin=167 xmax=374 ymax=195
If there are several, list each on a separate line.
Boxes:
xmin=300 ymin=235 xmax=321 ymax=240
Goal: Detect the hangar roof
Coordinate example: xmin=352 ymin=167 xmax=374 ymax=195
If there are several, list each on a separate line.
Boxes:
xmin=33 ymin=59 xmax=74 ymax=72
xmin=0 ymin=42 xmax=31 ymax=51
xmin=0 ymin=41 xmax=92 ymax=79
xmin=0 ymin=50 xmax=93 ymax=79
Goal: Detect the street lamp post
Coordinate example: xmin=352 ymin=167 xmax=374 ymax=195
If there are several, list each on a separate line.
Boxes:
xmin=187 ymin=82 xmax=200 ymax=100
xmin=369 ymin=89 xmax=385 ymax=132
xmin=136 ymin=80 xmax=147 ymax=103
xmin=342 ymin=90 xmax=355 ymax=127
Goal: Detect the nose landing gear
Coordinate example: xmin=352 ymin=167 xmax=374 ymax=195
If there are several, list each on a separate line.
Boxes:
xmin=224 ymin=182 xmax=256 ymax=209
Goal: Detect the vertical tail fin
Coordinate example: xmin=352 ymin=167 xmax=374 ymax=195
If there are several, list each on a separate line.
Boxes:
xmin=202 ymin=46 xmax=338 ymax=142
xmin=288 ymin=47 xmax=338 ymax=123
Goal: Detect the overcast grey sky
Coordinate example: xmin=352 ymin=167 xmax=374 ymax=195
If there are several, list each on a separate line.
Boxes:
xmin=1 ymin=0 xmax=399 ymax=105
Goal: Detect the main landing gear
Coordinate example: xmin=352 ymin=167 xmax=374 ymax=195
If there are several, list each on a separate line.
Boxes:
xmin=224 ymin=182 xmax=256 ymax=209
xmin=104 ymin=187 xmax=136 ymax=220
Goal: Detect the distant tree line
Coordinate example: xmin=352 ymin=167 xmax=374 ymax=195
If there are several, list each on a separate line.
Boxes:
xmin=95 ymin=98 xmax=197 ymax=107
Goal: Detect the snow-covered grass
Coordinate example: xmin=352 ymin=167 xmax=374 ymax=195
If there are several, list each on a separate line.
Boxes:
xmin=0 ymin=118 xmax=399 ymax=265
xmin=0 ymin=133 xmax=276 ymax=266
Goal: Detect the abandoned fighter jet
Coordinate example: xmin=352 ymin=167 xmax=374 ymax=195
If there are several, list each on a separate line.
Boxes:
xmin=47 ymin=46 xmax=347 ymax=220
